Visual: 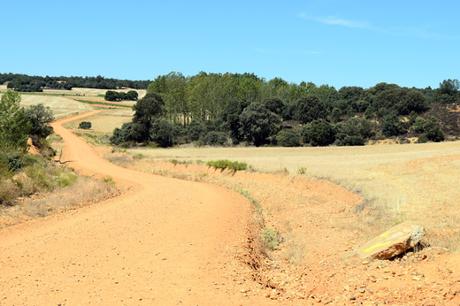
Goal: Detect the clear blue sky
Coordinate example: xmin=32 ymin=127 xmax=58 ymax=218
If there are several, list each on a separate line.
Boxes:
xmin=1 ymin=0 xmax=458 ymax=88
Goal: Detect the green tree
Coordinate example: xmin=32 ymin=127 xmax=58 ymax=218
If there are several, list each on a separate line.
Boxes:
xmin=0 ymin=91 xmax=30 ymax=152
xmin=24 ymin=104 xmax=54 ymax=147
xmin=396 ymin=90 xmax=428 ymax=115
xmin=263 ymin=98 xmax=286 ymax=116
xmin=239 ymin=103 xmax=281 ymax=146
xmin=220 ymin=99 xmax=249 ymax=143
xmin=336 ymin=117 xmax=374 ymax=146
xmin=302 ymin=120 xmax=336 ymax=146
xmin=411 ymin=117 xmax=444 ymax=142
xmin=200 ymin=131 xmax=228 ymax=146
xmin=381 ymin=114 xmax=404 ymax=137
xmin=110 ymin=122 xmax=146 ymax=145
xmin=132 ymin=93 xmax=165 ymax=140
xmin=186 ymin=120 xmax=206 ymax=142
xmin=275 ymin=129 xmax=301 ymax=147
xmin=293 ymin=96 xmax=328 ymax=123
xmin=439 ymin=79 xmax=459 ymax=95
xmin=150 ymin=119 xmax=176 ymax=147
xmin=126 ymin=90 xmax=139 ymax=101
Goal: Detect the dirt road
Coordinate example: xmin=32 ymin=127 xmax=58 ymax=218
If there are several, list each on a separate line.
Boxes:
xmin=0 ymin=112 xmax=264 ymax=305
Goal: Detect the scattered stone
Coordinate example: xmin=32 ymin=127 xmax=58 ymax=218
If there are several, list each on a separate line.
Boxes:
xmin=356 ymin=223 xmax=425 ymax=260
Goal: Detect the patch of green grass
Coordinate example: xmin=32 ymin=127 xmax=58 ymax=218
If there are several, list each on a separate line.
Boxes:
xmin=261 ymin=227 xmax=282 ymax=251
xmin=75 ymin=131 xmax=110 ymax=145
xmin=133 ymin=153 xmax=145 ymax=160
xmin=55 ymin=171 xmax=78 ymax=188
xmin=74 ymin=99 xmax=132 ymax=109
xmin=13 ymin=91 xmax=74 ymax=97
xmin=0 ymin=155 xmax=79 ymax=206
xmin=47 ymin=134 xmax=63 ymax=144
xmin=169 ymin=159 xmax=192 ymax=166
xmin=207 ymin=159 xmax=248 ymax=173
xmin=102 ymin=176 xmax=115 ymax=186
xmin=237 ymin=188 xmax=262 ymax=215
xmin=297 ymin=167 xmax=307 ymax=175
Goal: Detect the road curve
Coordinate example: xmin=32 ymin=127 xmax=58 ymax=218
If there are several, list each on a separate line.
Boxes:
xmin=0 ymin=111 xmax=259 ymax=305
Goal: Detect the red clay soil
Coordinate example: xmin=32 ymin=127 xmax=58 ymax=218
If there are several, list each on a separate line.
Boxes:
xmin=0 ymin=111 xmax=272 ymax=305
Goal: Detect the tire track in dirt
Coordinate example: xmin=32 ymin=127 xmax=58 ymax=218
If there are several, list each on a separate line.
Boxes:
xmin=0 ymin=111 xmax=268 ymax=305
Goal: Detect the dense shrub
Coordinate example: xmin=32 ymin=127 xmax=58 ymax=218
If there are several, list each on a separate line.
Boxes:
xmin=275 ymin=129 xmax=301 ymax=147
xmin=7 ymin=80 xmax=43 ymax=92
xmin=133 ymin=93 xmax=164 ymax=126
xmin=0 ymin=91 xmax=30 ymax=153
xmin=207 ymin=160 xmax=247 ymax=173
xmin=302 ymin=120 xmax=336 ymax=146
xmin=424 ymin=124 xmax=445 ymax=142
xmin=293 ymin=96 xmax=328 ymax=123
xmin=110 ymin=122 xmax=144 ymax=145
xmin=417 ymin=134 xmax=429 ymax=143
xmin=239 ymin=103 xmax=281 ymax=146
xmin=381 ymin=114 xmax=405 ymax=137
xmin=261 ymin=228 xmax=281 ymax=251
xmin=187 ymin=120 xmax=206 ymax=142
xmin=336 ymin=117 xmax=373 ymax=146
xmin=263 ymin=98 xmax=286 ymax=116
xmin=105 ymin=90 xmax=138 ymax=101
xmin=0 ymin=179 xmax=21 ymax=206
xmin=338 ymin=135 xmax=366 ymax=146
xmin=78 ymin=121 xmax=92 ymax=129
xmin=24 ymin=104 xmax=54 ymax=147
xmin=220 ymin=99 xmax=249 ymax=144
xmin=200 ymin=131 xmax=228 ymax=146
xmin=0 ymin=156 xmax=78 ymax=206
xmin=150 ymin=119 xmax=176 ymax=148
xmin=411 ymin=117 xmax=445 ymax=142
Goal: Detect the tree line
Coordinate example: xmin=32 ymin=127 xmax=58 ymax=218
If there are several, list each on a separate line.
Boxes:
xmin=0 ymin=73 xmax=150 ymax=92
xmin=111 ymin=72 xmax=460 ymax=148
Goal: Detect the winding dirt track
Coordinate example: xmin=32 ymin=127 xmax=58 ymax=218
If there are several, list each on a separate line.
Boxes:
xmin=0 ymin=112 xmax=262 ymax=305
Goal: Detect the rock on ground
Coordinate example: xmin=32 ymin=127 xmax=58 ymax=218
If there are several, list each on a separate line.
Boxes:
xmin=356 ymin=223 xmax=424 ymax=260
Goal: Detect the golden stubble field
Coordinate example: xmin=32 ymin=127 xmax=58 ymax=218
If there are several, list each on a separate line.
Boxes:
xmin=0 ymin=85 xmax=143 ymax=117
xmin=0 ymin=90 xmax=92 ymax=118
xmin=66 ymin=108 xmax=133 ymax=133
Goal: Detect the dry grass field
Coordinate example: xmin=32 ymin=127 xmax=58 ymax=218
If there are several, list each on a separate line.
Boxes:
xmin=0 ymin=91 xmax=92 ymax=117
xmin=127 ymin=141 xmax=460 ymax=249
xmin=65 ymin=108 xmax=132 ymax=134
xmin=0 ymin=86 xmax=137 ymax=118
xmin=21 ymin=94 xmax=93 ymax=117
xmin=42 ymin=87 xmax=146 ymax=99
